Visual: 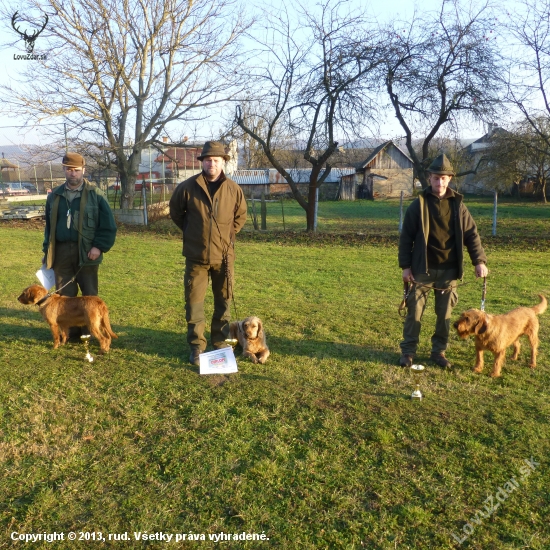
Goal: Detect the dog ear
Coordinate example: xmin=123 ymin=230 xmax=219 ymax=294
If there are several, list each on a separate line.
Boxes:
xmin=474 ymin=315 xmax=487 ymax=335
xmin=257 ymin=318 xmax=264 ymax=338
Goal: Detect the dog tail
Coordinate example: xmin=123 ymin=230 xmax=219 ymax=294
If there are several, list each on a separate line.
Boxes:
xmin=102 ymin=314 xmax=118 ymax=339
xmin=533 ymin=294 xmax=547 ymax=316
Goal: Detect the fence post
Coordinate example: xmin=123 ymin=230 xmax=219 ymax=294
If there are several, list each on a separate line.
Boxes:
xmin=142 ymin=185 xmax=148 ymax=226
xmin=313 ymin=187 xmax=319 ymax=231
xmin=492 ymin=190 xmax=497 ymax=236
xmin=251 ymin=198 xmax=259 ymax=230
xmin=398 ymin=190 xmax=404 ymax=233
xmin=113 ymin=182 xmax=118 ymax=210
xmin=261 ymin=190 xmax=267 ymax=230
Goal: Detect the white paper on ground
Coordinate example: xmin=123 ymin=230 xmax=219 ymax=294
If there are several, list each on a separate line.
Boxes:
xmin=199 ymin=348 xmax=238 ymax=375
xmin=35 ymin=265 xmax=56 ymax=290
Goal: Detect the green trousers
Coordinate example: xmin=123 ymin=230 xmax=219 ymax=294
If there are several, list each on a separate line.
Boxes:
xmin=184 ymin=259 xmax=233 ymax=351
xmin=400 ymin=267 xmax=458 ymax=356
xmin=53 ymin=241 xmax=99 ymax=297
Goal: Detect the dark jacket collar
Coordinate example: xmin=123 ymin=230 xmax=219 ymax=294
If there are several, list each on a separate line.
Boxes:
xmin=201 ymin=170 xmax=226 ymax=185
xmin=423 ymin=185 xmax=462 ymax=201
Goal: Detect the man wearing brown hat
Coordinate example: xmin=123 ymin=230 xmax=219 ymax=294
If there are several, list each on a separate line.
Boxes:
xmin=398 ymin=153 xmax=488 ymax=369
xmin=42 ymin=153 xmax=117 ymax=335
xmin=169 ymin=141 xmax=247 ymax=366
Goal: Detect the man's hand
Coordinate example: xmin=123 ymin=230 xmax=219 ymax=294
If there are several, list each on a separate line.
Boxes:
xmin=87 ymin=247 xmax=101 ymax=261
xmin=475 ymin=263 xmax=488 ymax=278
xmin=402 ymin=268 xmax=415 ymax=283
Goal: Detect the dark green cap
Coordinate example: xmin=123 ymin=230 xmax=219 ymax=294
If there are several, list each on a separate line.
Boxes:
xmin=428 ymin=153 xmax=454 ymax=176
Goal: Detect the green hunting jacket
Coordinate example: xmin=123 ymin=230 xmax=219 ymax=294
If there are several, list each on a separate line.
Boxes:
xmin=169 ymin=172 xmax=247 ymax=264
xmin=43 ymin=180 xmax=117 ymax=269
xmin=398 ymin=186 xmax=486 ymax=280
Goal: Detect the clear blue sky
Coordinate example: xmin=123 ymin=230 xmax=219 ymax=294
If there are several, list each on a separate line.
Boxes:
xmin=0 ymin=0 xmax=513 ymax=146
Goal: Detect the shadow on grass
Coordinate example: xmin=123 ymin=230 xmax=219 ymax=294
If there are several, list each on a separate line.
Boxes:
xmin=115 ymin=329 xmax=398 ymax=365
xmin=1 ymin=307 xmax=397 ymax=365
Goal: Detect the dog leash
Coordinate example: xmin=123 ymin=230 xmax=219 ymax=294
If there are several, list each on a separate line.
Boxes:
xmin=480 ymin=277 xmax=487 ymax=311
xmin=210 ymin=206 xmax=239 ymax=320
xmin=36 ymin=267 xmax=84 ymax=306
xmin=398 ymin=278 xmax=484 ymax=317
xmin=398 ymin=282 xmax=412 ymax=317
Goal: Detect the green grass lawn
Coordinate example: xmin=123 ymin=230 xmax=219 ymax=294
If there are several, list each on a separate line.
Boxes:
xmin=0 ymin=199 xmax=549 ymax=549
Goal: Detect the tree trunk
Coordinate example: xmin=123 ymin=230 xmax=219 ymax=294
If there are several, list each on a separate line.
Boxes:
xmin=120 ymin=172 xmax=137 ymax=209
xmin=306 ymin=183 xmax=317 ymax=231
xmin=119 ymin=152 xmax=141 ymax=209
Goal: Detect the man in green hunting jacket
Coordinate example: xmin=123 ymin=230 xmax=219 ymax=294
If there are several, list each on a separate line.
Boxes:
xmin=42 ymin=152 xmax=117 ymax=312
xmin=169 ymin=141 xmax=247 ymax=366
xmin=398 ymin=154 xmax=488 ymax=369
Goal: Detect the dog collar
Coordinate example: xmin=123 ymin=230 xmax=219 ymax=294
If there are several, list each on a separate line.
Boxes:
xmin=36 ymin=293 xmax=54 ymax=306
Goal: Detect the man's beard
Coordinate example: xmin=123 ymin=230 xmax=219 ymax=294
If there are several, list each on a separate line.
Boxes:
xmin=66 ymin=176 xmax=83 ymax=187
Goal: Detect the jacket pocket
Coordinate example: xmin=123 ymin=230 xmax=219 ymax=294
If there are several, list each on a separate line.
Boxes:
xmin=86 ymin=207 xmax=99 ymax=228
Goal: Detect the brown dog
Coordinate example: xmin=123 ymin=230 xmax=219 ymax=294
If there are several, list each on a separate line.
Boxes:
xmin=229 ymin=316 xmax=270 ymax=364
xmin=453 ymin=295 xmax=547 ymax=377
xmin=18 ymin=284 xmax=118 ymax=353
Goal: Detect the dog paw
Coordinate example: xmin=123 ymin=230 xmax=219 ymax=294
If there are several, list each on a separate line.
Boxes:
xmin=490 ymin=371 xmax=501 ymax=378
xmin=473 ymin=367 xmax=483 ymax=374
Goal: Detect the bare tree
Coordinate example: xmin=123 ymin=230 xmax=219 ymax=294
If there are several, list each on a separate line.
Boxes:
xmin=0 ymin=0 xmax=249 ymax=208
xmin=506 ymin=1 xmax=550 ymax=169
xmin=234 ymin=1 xmax=385 ymax=231
xmin=383 ymin=0 xmax=502 ymax=188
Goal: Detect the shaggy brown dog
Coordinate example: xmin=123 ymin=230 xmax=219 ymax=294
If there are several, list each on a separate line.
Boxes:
xmin=453 ymin=295 xmax=547 ymax=377
xmin=18 ymin=284 xmax=118 ymax=353
xmin=229 ymin=316 xmax=270 ymax=364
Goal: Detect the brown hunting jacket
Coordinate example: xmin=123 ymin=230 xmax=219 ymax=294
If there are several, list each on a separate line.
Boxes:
xmin=169 ymin=172 xmax=247 ymax=264
xmin=398 ymin=186 xmax=486 ymax=280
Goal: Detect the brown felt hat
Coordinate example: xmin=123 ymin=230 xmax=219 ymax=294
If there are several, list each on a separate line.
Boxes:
xmin=197 ymin=141 xmax=230 ymax=161
xmin=428 ymin=154 xmax=454 ymax=176
xmin=62 ymin=152 xmax=85 ymax=168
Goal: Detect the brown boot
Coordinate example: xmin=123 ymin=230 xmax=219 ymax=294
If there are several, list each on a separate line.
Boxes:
xmin=430 ymin=352 xmax=452 ymax=369
xmin=399 ymin=354 xmax=414 ymax=367
xmin=189 ymin=348 xmax=201 ymax=366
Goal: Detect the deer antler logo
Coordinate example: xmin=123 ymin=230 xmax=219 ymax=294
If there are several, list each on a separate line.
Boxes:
xmin=11 ymin=11 xmax=48 ymax=54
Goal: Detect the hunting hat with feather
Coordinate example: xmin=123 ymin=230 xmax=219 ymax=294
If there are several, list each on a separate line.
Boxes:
xmin=427 ymin=153 xmax=455 ymax=176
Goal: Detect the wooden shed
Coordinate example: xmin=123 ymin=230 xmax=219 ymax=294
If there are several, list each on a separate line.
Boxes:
xmin=339 ymin=141 xmax=414 ymax=200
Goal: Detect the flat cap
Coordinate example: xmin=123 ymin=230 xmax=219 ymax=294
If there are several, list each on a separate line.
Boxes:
xmin=62 ymin=152 xmax=85 ymax=168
